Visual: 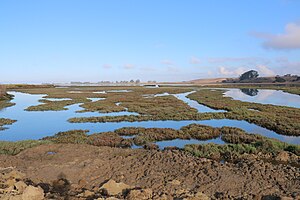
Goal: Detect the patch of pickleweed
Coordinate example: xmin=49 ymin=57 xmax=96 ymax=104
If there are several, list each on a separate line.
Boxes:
xmin=0 ymin=140 xmax=52 ymax=155
xmin=42 ymin=130 xmax=90 ymax=144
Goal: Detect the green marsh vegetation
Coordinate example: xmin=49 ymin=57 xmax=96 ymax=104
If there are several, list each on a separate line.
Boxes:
xmin=0 ymin=118 xmax=16 ymax=131
xmin=26 ymin=98 xmax=90 ymax=111
xmin=184 ymin=126 xmax=300 ymax=161
xmin=187 ymin=89 xmax=300 ymax=136
xmin=42 ymin=130 xmax=132 ymax=148
xmin=1 ymin=125 xmax=298 ymax=165
xmin=114 ymin=124 xmax=221 ymax=145
xmin=0 ymin=140 xmax=51 ymax=155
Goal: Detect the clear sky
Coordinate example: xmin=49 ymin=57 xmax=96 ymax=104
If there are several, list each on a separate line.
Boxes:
xmin=1 ymin=0 xmax=300 ymax=83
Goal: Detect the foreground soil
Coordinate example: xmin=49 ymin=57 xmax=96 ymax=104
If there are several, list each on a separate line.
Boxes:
xmin=0 ymin=144 xmax=299 ymax=199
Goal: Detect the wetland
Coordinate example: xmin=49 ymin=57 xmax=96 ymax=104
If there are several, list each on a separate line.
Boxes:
xmin=0 ymin=85 xmax=299 ymax=199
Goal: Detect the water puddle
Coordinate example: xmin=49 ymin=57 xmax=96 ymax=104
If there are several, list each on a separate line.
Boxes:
xmin=68 ymin=91 xmax=83 ymax=93
xmin=93 ymin=91 xmax=106 ymax=94
xmin=87 ymin=98 xmax=105 ymax=102
xmin=144 ymin=85 xmax=159 ymax=88
xmin=155 ymin=138 xmax=224 ymax=149
xmin=46 ymin=151 xmax=57 ymax=155
xmin=248 ymin=108 xmax=260 ymax=112
xmin=107 ymin=90 xmax=132 ymax=93
xmin=122 ymin=135 xmax=135 ymax=139
xmin=44 ymin=98 xmax=73 ymax=101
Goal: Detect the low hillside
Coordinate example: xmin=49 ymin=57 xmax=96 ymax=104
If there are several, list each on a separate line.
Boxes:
xmin=222 ymin=70 xmax=300 ymax=84
xmin=184 ymin=78 xmax=226 ymax=84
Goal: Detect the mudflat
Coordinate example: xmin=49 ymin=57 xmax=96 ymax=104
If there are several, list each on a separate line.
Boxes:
xmin=0 ymin=144 xmax=299 ymax=199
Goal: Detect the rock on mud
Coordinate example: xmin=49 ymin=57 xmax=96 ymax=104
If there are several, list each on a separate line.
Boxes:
xmin=22 ymin=185 xmax=44 ymax=200
xmin=100 ymin=179 xmax=132 ymax=196
xmin=126 ymin=188 xmax=153 ymax=200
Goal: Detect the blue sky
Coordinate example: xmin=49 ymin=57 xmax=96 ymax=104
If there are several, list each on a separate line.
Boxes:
xmin=1 ymin=0 xmax=300 ymax=83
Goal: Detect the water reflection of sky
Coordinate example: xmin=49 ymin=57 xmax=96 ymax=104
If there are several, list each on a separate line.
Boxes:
xmin=0 ymin=92 xmax=299 ymax=145
xmin=173 ymin=92 xmax=226 ymax=113
xmin=155 ymin=138 xmax=225 ymax=149
xmin=224 ymin=89 xmax=300 ymax=108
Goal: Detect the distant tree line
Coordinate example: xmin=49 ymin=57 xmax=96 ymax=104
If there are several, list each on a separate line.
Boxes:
xmin=70 ymin=79 xmax=157 ymax=85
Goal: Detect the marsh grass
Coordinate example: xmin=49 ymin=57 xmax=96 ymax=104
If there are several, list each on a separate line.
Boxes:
xmin=0 ymin=118 xmax=17 ymax=130
xmin=1 ymin=125 xmax=299 ymax=160
xmin=89 ymin=132 xmax=132 ymax=148
xmin=184 ymin=143 xmax=257 ymax=159
xmin=188 ymin=89 xmax=300 ymax=136
xmin=42 ymin=130 xmax=90 ymax=144
xmin=0 ymin=140 xmax=52 ymax=155
xmin=25 ymin=99 xmax=89 ymax=111
xmin=42 ymin=130 xmax=132 ymax=148
xmin=185 ymin=126 xmax=300 ymax=160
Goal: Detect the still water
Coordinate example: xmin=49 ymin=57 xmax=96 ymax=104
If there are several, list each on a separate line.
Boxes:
xmin=0 ymin=91 xmax=299 ymax=146
xmin=224 ymin=88 xmax=300 ymax=108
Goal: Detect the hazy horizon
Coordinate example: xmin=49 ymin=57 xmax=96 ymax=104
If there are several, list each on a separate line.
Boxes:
xmin=1 ymin=0 xmax=300 ymax=84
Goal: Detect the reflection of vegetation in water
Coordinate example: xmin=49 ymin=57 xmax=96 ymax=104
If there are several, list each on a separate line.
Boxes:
xmin=203 ymin=84 xmax=300 ymax=95
xmin=240 ymin=88 xmax=259 ymax=96
xmin=0 ymin=93 xmax=15 ymax=110
xmin=0 ymin=92 xmax=16 ymax=130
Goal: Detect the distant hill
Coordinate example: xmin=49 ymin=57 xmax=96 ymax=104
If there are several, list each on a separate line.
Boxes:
xmin=184 ymin=78 xmax=226 ymax=84
xmin=180 ymin=70 xmax=300 ymax=85
xmin=222 ymin=70 xmax=300 ymax=84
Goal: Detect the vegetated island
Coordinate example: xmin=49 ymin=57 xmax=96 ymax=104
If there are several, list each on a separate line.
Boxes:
xmin=0 ymin=85 xmax=16 ymax=130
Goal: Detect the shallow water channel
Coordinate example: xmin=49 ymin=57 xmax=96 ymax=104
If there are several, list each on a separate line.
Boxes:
xmin=0 ymin=91 xmax=299 ymax=147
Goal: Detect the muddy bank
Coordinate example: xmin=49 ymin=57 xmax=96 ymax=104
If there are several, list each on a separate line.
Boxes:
xmin=0 ymin=144 xmax=299 ymax=199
